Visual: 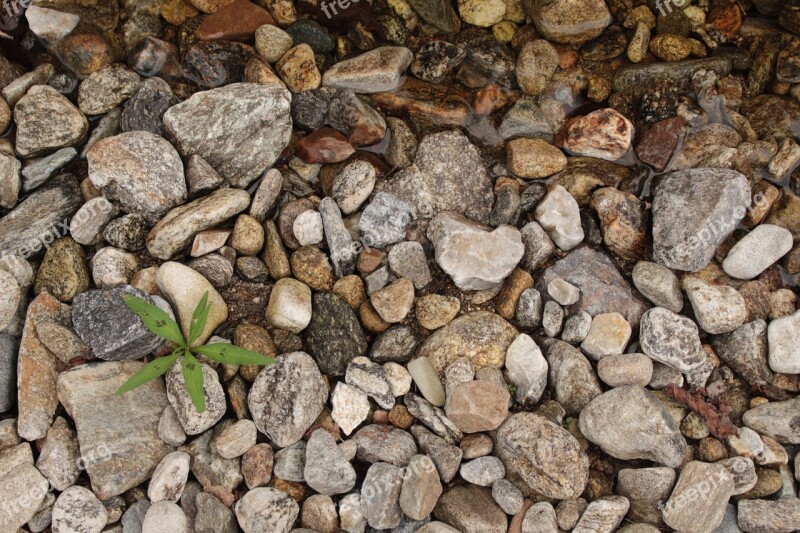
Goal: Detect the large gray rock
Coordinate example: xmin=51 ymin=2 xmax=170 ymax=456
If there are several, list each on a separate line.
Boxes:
xmin=495 ymin=412 xmax=589 ymax=499
xmin=742 ymin=399 xmax=800 ymax=444
xmin=57 ymin=361 xmax=172 ymax=499
xmin=378 ymin=131 xmax=494 ymax=224
xmin=427 ymin=212 xmax=524 ymax=290
xmin=71 ymin=286 xmax=162 ymax=361
xmin=163 ymin=83 xmax=292 ymax=188
xmin=640 ymin=307 xmax=706 ymax=373
xmin=14 ymin=85 xmax=88 ymax=157
xmin=652 ymin=168 xmax=750 ymax=272
xmin=579 ymin=386 xmax=687 ymax=467
xmin=248 ymin=351 xmax=328 ymax=448
xmin=662 ymin=461 xmax=734 ymax=533
xmin=87 ymin=131 xmax=187 ymax=224
xmin=0 ymin=464 xmax=50 ymax=531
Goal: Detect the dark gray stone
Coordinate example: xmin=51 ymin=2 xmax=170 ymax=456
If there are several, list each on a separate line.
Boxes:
xmin=370 ymin=325 xmax=417 ymax=363
xmin=304 ymin=292 xmax=367 ymax=376
xmin=121 ymin=77 xmax=177 ymax=135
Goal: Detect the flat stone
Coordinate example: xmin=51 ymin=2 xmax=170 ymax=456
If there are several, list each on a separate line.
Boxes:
xmin=580 ymin=312 xmax=632 ymax=360
xmin=684 ymin=277 xmax=747 ymax=334
xmin=400 ymin=454 xmax=442 ymax=520
xmin=460 ymin=455 xmax=505 ymax=486
xmin=640 ymin=307 xmax=706 ymax=373
xmin=662 ymin=461 xmax=734 ymax=533
xmin=78 ymin=63 xmax=141 ymax=116
xmin=14 ymin=85 xmax=88 ymax=157
xmin=361 ymin=462 xmax=404 ymax=529
xmin=331 ymin=382 xmax=369 ymax=435
xmin=527 ymin=0 xmax=612 ymax=44
xmin=196 ymin=0 xmax=274 ymax=41
xmin=445 ymin=380 xmax=509 ymax=433
xmin=353 ymin=425 xmax=417 ymax=466
xmin=573 ymin=496 xmax=629 ymax=533
xmin=723 ymin=224 xmax=794 ymax=280
xmin=57 ymin=361 xmax=171 ymax=498
xmin=579 ymin=386 xmax=687 ymax=467
xmin=322 ymin=46 xmax=413 ymax=93
xmin=21 ymin=147 xmax=77 ymax=193
xmin=743 ymin=399 xmax=800 ymax=444
xmin=52 ymin=485 xmax=108 ymax=533
xmin=597 ymin=354 xmax=653 ymax=387
xmin=738 ymin=499 xmax=800 ymax=533
xmin=565 ymin=109 xmax=634 ymax=161
xmin=148 ymin=451 xmax=191 ymax=503
xmin=163 ymin=83 xmax=292 ymax=188
xmin=248 ymin=351 xmax=327 ymax=447
xmin=496 ymin=412 xmax=589 ymax=499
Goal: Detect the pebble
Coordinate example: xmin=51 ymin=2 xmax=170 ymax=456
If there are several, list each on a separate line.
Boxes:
xmin=361 ymin=462 xmax=405 ymax=529
xmin=573 ymin=496 xmax=629 ymax=533
xmin=738 ymin=499 xmax=800 ymax=533
xmin=322 ymin=46 xmax=413 ymax=93
xmin=597 ymin=354 xmax=653 ymax=387
xmin=255 ymin=23 xmax=294 ymax=63
xmin=14 ymin=85 xmax=88 ymax=157
xmin=400 ymin=454 xmax=443 ymax=520
xmin=663 ymin=461 xmax=734 ymax=533
xmin=743 ymin=398 xmax=800 ymax=444
xmin=276 ymin=44 xmax=321 ymax=93
xmin=304 ymin=428 xmax=357 ymax=495
xmin=78 ymin=64 xmax=141 ymax=116
xmin=543 ymin=300 xmax=564 ymax=337
xmin=331 ymin=382 xmax=370 ymax=435
xmin=90 ymin=247 xmax=138 ymax=288
xmin=433 ymin=485 xmax=507 ymax=532
xmin=561 ymin=311 xmax=592 ymax=344
xmin=0 ymin=152 xmax=19 ymax=209
xmin=565 ymin=108 xmax=634 ymax=161
xmin=388 ymin=241 xmax=431 ymax=289
xmin=195 ymin=0 xmax=274 ymax=41
xmin=305 ymin=292 xmax=367 ymax=375
xmin=505 ymin=333 xmax=548 ymax=405
xmin=52 ymin=486 xmax=107 ymax=533
xmin=530 ymin=0 xmax=611 ymax=44
xmin=166 ymin=359 xmax=226 ymax=435
xmin=159 ymin=406 xmax=186 ymax=447
xmin=460 ymin=455 xmax=505 ymax=486
xmin=148 ymin=451 xmax=191 ymax=503
xmin=534 ymin=185 xmax=585 ymax=251
xmin=639 ymin=307 xmax=706 ymax=373
xmin=25 ymin=6 xmax=80 ymax=43
xmin=617 ymin=467 xmax=676 ymax=525
xmin=684 ymin=277 xmax=747 ymax=334
xmin=346 ymin=356 xmax=395 ymax=409
xmin=516 ymin=288 xmax=543 ymax=328
xmin=508 ymin=138 xmax=566 ymax=180
xmin=492 ymin=478 xmax=523 ymax=515
xmin=445 ymin=380 xmax=510 ymax=433
xmin=768 ymin=310 xmax=800 ymax=373
xmin=354 ymin=424 xmax=417 ymax=466
xmin=632 ymin=261 xmax=684 ymax=313
xmin=723 ymin=224 xmax=794 ymax=280
xmin=214 ymin=419 xmax=257 ymax=459
xmin=515 ymin=40 xmax=559 ymax=96
xmin=235 ymin=488 xmax=298 ymax=533
xmin=36 ymin=417 xmax=78 ymax=491
xmin=548 ymin=277 xmax=580 ymax=306
xmin=156 ymin=262 xmax=227 ymax=345
xmin=580 ymin=312 xmax=632 ymax=360
xmin=359 ymin=192 xmax=414 ymax=249
xmin=415 ymin=294 xmax=460 ymax=330
xmin=411 ymin=41 xmax=465 ymax=84
xmin=22 ymin=147 xmax=77 ymax=193
xmin=408 ymin=356 xmax=446 ymax=407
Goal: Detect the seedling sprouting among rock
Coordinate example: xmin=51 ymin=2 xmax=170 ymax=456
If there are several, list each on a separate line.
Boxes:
xmin=115 ymin=292 xmax=274 ymax=412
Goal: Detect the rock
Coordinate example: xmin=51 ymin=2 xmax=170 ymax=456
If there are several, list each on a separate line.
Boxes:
xmin=743 ymin=399 xmax=800 ymax=444
xmin=591 ymin=187 xmax=649 ymax=262
xmin=415 ymin=295 xmax=459 ymax=331
xmin=579 ymin=386 xmax=687 ymax=467
xmin=322 ymin=47 xmax=413 ymax=93
xmin=91 ymin=247 xmax=138 ymax=288
xmin=565 ymin=109 xmax=634 ymax=161
xmin=156 ymin=262 xmax=226 ymax=345
xmin=370 ymin=326 xmax=417 ymax=364
xmin=249 ymin=351 xmax=327 ymax=447
xmin=331 ymin=382 xmax=369 ymax=435
xmin=400 ymin=454 xmax=442 ymax=520
xmin=159 ymin=406 xmax=186 ymax=447
xmin=0 ymin=335 xmax=15 ymax=412
xmin=195 ymin=0 xmax=274 ymax=41
xmin=460 ymin=455 xmax=505 ymax=486
xmin=319 ymin=197 xmax=356 ymax=277
xmin=104 ymin=214 xmax=148 ymax=251
xmin=14 ymin=85 xmax=88 ymax=157
xmin=22 ymin=147 xmax=77 ymax=193
xmin=378 ymin=131 xmax=494 ymax=224
xmin=57 ymin=361 xmax=171 ymax=498
xmin=297 ymin=128 xmax=355 ymax=163
xmin=304 ymin=428 xmax=357 ymax=495
xmin=255 ymin=23 xmax=294 ymax=62
xmin=292 ymin=211 xmax=323 ymax=247
xmin=573 ymin=496 xmax=629 ymax=533
xmin=580 ymin=312 xmax=632 ymax=359
xmin=121 ymin=77 xmax=176 ymax=136
xmin=166 ymin=360 xmax=226 ymax=435
xmin=662 ymin=461 xmax=734 ymax=533
xmin=0 ymin=270 xmax=19 ymax=331
xmin=72 ymin=286 xmax=161 ymax=361
xmin=723 ymin=225 xmax=793 ymax=280
xmin=359 ymin=192 xmax=414 ymax=249
xmin=418 ymin=311 xmax=517 ymax=374
xmin=361 ymin=462 xmax=405 ymax=529
xmin=35 ymin=417 xmax=79 ymax=491
xmin=78 ymin=64 xmax=141 ymax=116
xmin=235 ymin=487 xmax=299 ymax=533
xmin=652 ymin=168 xmax=750 ymax=272
xmin=411 ymin=41 xmax=465 ymax=84
xmin=70 ymin=197 xmax=118 ymax=246
xmin=496 ymin=412 xmax=588 ymax=499
xmin=597 ymin=354 xmax=653 ymax=387
xmin=148 ymin=451 xmax=191 ymax=503
xmin=273 ymin=441 xmax=305 ymax=481
xmin=25 ymin=6 xmax=80 ymax=43
xmin=163 ymin=83 xmax=292 ymax=188
xmin=142 ymin=501 xmax=187 ymax=533
xmin=408 ymin=356 xmax=447 ymax=407
xmin=541 ymin=339 xmax=603 ymax=415
xmin=505 ymin=333 xmax=548 ymax=405
xmin=617 ymin=467 xmax=676 ymax=525
xmin=519 ymin=221 xmax=556 ymax=273
xmin=52 ymin=485 xmax=108 ymax=533
xmin=445 ymin=380 xmax=509 ymax=433
xmin=632 ymin=261 xmax=683 ymax=313
xmin=147 ymin=188 xmax=251 ymax=260
xmin=684 ymin=277 xmax=746 ymax=334
xmin=353 ymin=425 xmax=417 ymax=466
xmin=34 ymin=236 xmax=90 ymax=303
xmin=0 ymin=463 xmax=50 ymax=531
xmin=640 ymin=307 xmax=705 ymax=372
xmin=0 ymin=152 xmax=20 ymax=209
xmin=265 ymin=278 xmax=312 ymax=334
xmin=525 ymin=0 xmax=612 ymax=44
xmin=737 ymin=499 xmax=800 ymax=533
xmin=276 ymin=44 xmax=320 ymax=93
xmin=433 ymin=485 xmax=507 ymax=533
xmin=196 ymin=492 xmax=237 ymax=533
xmin=458 ymin=0 xmax=505 ymax=26
xmin=388 ymin=241 xmax=432 ymax=290
xmin=534 ymin=185 xmax=585 ymax=251
xmin=562 ymin=311 xmax=591 ymax=344
xmin=636 ymin=117 xmax=688 ymax=171
xmin=768 ymin=311 xmax=800 ymax=373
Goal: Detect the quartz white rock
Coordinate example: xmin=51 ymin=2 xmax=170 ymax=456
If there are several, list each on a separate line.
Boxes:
xmin=147 ymin=451 xmax=191 ymax=503
xmin=534 ymin=185 xmax=585 ymax=251
xmin=684 ymin=277 xmax=746 ymax=334
xmin=331 ymin=382 xmax=370 ymax=436
xmin=723 ymin=224 xmax=794 ymax=280
xmin=265 ymin=278 xmax=312 ymax=334
xmin=548 ymin=277 xmax=580 ymax=305
xmin=768 ymin=310 xmax=800 ymax=374
xmin=505 ymin=333 xmax=548 ymax=404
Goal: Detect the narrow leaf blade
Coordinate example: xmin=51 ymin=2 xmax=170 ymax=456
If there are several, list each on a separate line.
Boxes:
xmin=182 ymin=352 xmax=206 ymax=413
xmin=194 ymin=343 xmax=276 ymax=366
xmin=188 ymin=292 xmax=211 ymax=345
xmin=123 ymin=295 xmax=185 ymax=347
xmin=115 ymin=353 xmax=179 ymax=396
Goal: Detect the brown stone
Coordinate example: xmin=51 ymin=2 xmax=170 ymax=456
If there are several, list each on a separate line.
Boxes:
xmin=765 ymin=191 xmax=800 ymax=237
xmin=445 ymin=380 xmax=510 ymax=433
xmin=388 ymin=404 xmax=415 ymax=429
xmin=636 ymin=117 xmax=687 ymax=171
xmin=496 ymin=268 xmax=534 ymax=320
xmin=196 ymin=0 xmax=274 ymax=41
xmin=333 ymin=275 xmax=366 ymax=310
xmin=372 ymin=78 xmax=472 ymax=127
xmin=291 ymin=246 xmax=334 ymax=291
xmin=57 ymin=31 xmax=117 ymax=77
xmin=357 ymin=248 xmax=384 ymax=274
xmin=709 ymin=3 xmax=743 ymax=39
xmin=242 ymin=443 xmax=274 ymax=489
xmin=297 ymin=128 xmax=355 ymax=164
xmin=591 ymin=187 xmax=649 ymax=262
xmin=474 ymin=83 xmax=510 ymax=115
xmin=433 ymin=485 xmax=507 ymax=533
xmin=162 ymin=0 xmax=200 ymax=24
xmin=359 ymin=301 xmax=391 ymax=334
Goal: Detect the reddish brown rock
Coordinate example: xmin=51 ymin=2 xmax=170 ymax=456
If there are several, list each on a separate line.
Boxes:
xmin=445 ymin=380 xmax=510 ymax=433
xmin=297 ymin=128 xmax=355 ymax=164
xmin=564 ymin=108 xmax=634 ymax=162
xmin=56 ymin=31 xmax=117 ymax=77
xmin=372 ymin=78 xmax=472 ymax=127
xmin=242 ymin=443 xmax=274 ymax=489
xmin=196 ymin=0 xmax=274 ymax=41
xmin=636 ymin=117 xmax=687 ymax=171
xmin=709 ymin=3 xmax=743 ymax=39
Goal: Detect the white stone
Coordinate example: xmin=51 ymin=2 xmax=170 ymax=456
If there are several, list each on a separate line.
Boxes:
xmin=427 ymin=211 xmax=524 ymax=291
xmin=332 ymin=160 xmax=376 ymax=215
xmin=165 ymin=360 xmax=226 ymax=436
xmin=191 ymin=229 xmax=231 ymax=257
xmin=339 ymin=493 xmax=368 ymax=533
xmin=91 ymin=247 xmax=138 ymax=288
xmin=768 ymin=310 xmax=800 ymax=374
xmin=0 ymin=269 xmax=20 ymax=331
xmin=684 ymin=277 xmax=746 ymax=335
xmin=581 ymin=312 xmax=632 ymax=360
xmin=331 ymin=382 xmax=370 ymax=436
xmin=52 ymin=486 xmax=107 ymax=533
xmin=548 ymin=277 xmax=580 ymax=305
xmin=148 ymin=451 xmax=191 ymax=503
xmin=505 ymin=333 xmax=548 ymax=405
xmin=534 ymin=185 xmax=585 ymax=251
xmin=292 ymin=209 xmax=324 ymax=246
xmin=235 ymin=488 xmax=299 ymax=533
xmin=70 ymin=197 xmax=118 ymax=245
xmin=158 ymin=405 xmax=186 ymax=446
xmin=142 ymin=501 xmax=188 ymax=533
xmin=25 ymin=6 xmax=80 ymax=43
xmin=723 ymin=224 xmax=794 ymax=280
xmin=407 ymin=356 xmax=446 ymax=407
xmin=265 ymin=278 xmax=312 ymax=334
xmin=384 ymin=362 xmax=412 ymax=397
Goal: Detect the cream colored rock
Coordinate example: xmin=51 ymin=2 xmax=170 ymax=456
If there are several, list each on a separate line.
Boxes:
xmin=265 ymin=278 xmax=312 ymax=333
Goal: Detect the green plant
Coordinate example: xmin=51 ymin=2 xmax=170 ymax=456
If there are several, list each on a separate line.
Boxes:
xmin=115 ymin=292 xmax=275 ymax=413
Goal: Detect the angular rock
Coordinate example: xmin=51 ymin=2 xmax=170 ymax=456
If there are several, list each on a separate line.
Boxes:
xmin=662 ymin=461 xmax=734 ymax=533
xmin=743 ymin=399 xmax=800 ymax=444
xmin=632 ymin=261 xmax=683 ymax=313
xmin=235 ymin=487 xmax=298 ymax=533
xmin=640 ymin=307 xmax=706 ymax=373
xmin=322 ymin=46 xmax=413 ymax=93
xmin=304 ymin=428 xmax=357 ymax=495
xmin=14 ymin=85 xmax=88 ymax=157
xmin=684 ymin=277 xmax=747 ymax=334
xmin=534 ymin=185 xmax=585 ymax=251
xmin=304 ymin=292 xmax=367 ymax=376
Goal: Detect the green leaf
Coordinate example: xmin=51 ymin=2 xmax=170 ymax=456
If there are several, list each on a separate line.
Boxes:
xmin=182 ymin=351 xmax=206 ymax=413
xmin=193 ymin=343 xmax=276 ymax=366
xmin=188 ymin=292 xmax=211 ymax=346
xmin=115 ymin=352 xmax=179 ymax=396
xmin=123 ymin=295 xmax=185 ymax=347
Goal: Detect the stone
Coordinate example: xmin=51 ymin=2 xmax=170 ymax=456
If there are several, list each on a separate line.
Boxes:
xmin=255 ymin=23 xmax=293 ymax=62
xmin=331 ymin=382 xmax=369 ymax=435
xmin=579 ymin=386 xmax=687 ymax=467
xmin=304 ymin=292 xmax=367 ymax=376
xmin=617 ymin=467 xmax=676 ymax=525
xmin=652 ymin=168 xmax=750 ymax=272
xmin=564 ymin=109 xmax=634 ymax=161
xmin=640 ymin=307 xmax=706 ymax=373
xmin=723 ymin=225 xmax=794 ymax=280
xmin=304 ymin=428 xmax=357 ymax=495
xmin=345 ymin=356 xmax=394 ymax=409
xmin=142 ymin=501 xmax=187 ymax=533
xmin=496 ymin=412 xmax=588 ymax=499
xmin=684 ymin=277 xmax=747 ymax=334
xmin=292 ymin=211 xmax=323 ymax=247
xmin=597 ymin=354 xmax=653 ymax=387
xmin=120 ymin=77 xmax=176 ymax=136
xmin=743 ymin=399 xmax=800 ymax=444
xmin=0 ymin=463 xmax=49 ymax=531
xmin=433 ymin=485 xmax=507 ymax=533
xmin=87 ymin=131 xmax=187 ymax=224
xmin=407 ymin=356 xmax=446 ymax=407
xmin=57 ymin=361 xmax=171 ymax=498
xmin=632 ymin=261 xmax=683 ymax=313
xmin=573 ymin=496 xmax=629 ymax=533
xmin=534 ymin=185 xmax=584 ymax=251
xmin=34 ymin=237 xmax=89 ymax=303
xmin=411 ymin=41 xmax=465 ymax=84
xmin=273 ymin=441 xmax=305 ymax=481
xmin=148 ymin=451 xmax=191 ymax=503
xmin=195 ymin=492 xmax=237 ymax=533
xmin=35 ymin=416 xmax=79 ymax=491
xmin=580 ymin=313 xmax=632 ymax=359
xmin=0 ymin=269 xmax=19 ymax=332
xmin=0 ymin=152 xmax=19 ymax=209
xmin=241 ymin=443 xmax=273 ymax=489
xmin=388 ymin=241 xmax=432 ymax=290
xmin=166 ymin=360 xmax=226 ymax=435
xmin=14 ymin=85 xmax=88 ymax=157
xmin=297 ymin=128 xmax=354 ymax=163
xmin=156 ymin=262 xmax=227 ymax=345
xmin=378 ymin=130 xmax=494 ymax=223
xmin=768 ymin=311 xmax=800 ymax=373
xmin=492 ymin=478 xmax=524 ymax=515
xmin=548 ymin=278 xmax=580 ymax=305
xmin=70 ymin=197 xmax=118 ymax=246
xmin=322 ymin=46 xmax=413 ymax=93
xmin=147 ymin=188 xmax=251 ymax=260
xmin=519 ymin=221 xmax=556 ymax=272
xmin=398 ymin=454 xmax=441 ymax=519
xmin=103 ymin=214 xmax=148 ymax=252
xmin=163 ymin=83 xmax=292 ymax=188
xmin=276 ymin=44 xmax=320 ymax=93
xmin=662 ymin=461 xmax=734 ymax=533
xmin=195 ymin=0 xmax=274 ymax=41
xmin=72 ymin=285 xmax=161 ymax=361
xmin=636 ymin=117 xmax=688 ymax=171
xmin=358 ymin=193 xmax=414 ymax=249
xmin=737 ymin=499 xmax=800 ymax=533
xmin=562 ymin=311 xmax=592 ymax=344
xmin=91 ymin=247 xmax=138 ymax=288
xmin=319 ymin=197 xmax=356 ymax=277
xmin=458 ymin=0 xmax=505 ymax=26
xmin=52 ymin=486 xmax=107 ymax=533
xmin=505 ymin=333 xmax=548 ymax=405
xmin=78 ymin=64 xmax=141 ymax=116
xmin=25 ymin=5 xmax=79 ymax=42
xmin=353 ymin=425 xmax=417 ymax=466
xmin=266 ymin=278 xmax=312 ymax=334
xmin=248 ymin=351 xmax=327 ymax=447
xmin=361 ymin=462 xmax=405 ymax=529
xmin=460 ymin=455 xmax=505 ymax=486
xmin=526 ymin=0 xmax=612 ymax=44
xmin=515 ymin=40 xmax=559 ymax=96
xmin=235 ymin=488 xmax=298 ymax=533
xmin=22 ymin=147 xmax=77 ymax=193
xmin=230 ymin=215 xmax=264 ymax=256
xmin=591 ymin=187 xmax=649 ymax=262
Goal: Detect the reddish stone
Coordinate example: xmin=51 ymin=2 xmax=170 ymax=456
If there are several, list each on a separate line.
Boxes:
xmin=196 ymin=0 xmax=275 ymax=41
xmin=709 ymin=3 xmax=743 ymax=40
xmin=635 ymin=117 xmax=687 ymax=171
xmin=241 ymin=443 xmax=274 ymax=489
xmin=297 ymin=127 xmax=355 ymax=164
xmin=372 ymin=78 xmax=472 ymax=127
xmin=474 ymin=83 xmax=510 ymax=115
xmin=56 ymin=31 xmax=116 ymax=77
